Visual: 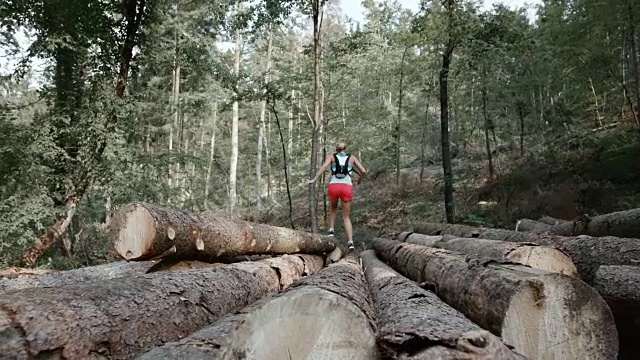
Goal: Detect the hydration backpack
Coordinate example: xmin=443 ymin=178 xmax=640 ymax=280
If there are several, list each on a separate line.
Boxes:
xmin=332 ymin=153 xmax=351 ymax=179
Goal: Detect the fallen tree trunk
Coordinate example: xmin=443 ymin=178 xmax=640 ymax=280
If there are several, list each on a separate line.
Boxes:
xmin=136 ymin=255 xmax=378 ymax=360
xmin=111 ymin=202 xmax=335 ymax=261
xmin=0 ymin=267 xmax=56 ymax=278
xmin=360 ymin=250 xmax=527 ymax=359
xmin=515 ymin=219 xmax=552 ymax=232
xmin=594 ymin=265 xmax=640 ymax=360
xmin=146 ymin=255 xmax=274 ymax=273
xmin=414 ymin=222 xmax=640 ymax=283
xmin=0 ymin=254 xmax=323 ymax=359
xmin=0 ymin=261 xmax=157 ymax=292
xmin=371 ymin=237 xmax=618 ymax=360
xmin=403 ymin=233 xmax=578 ymax=277
xmin=538 ymin=216 xmax=569 ymax=225
xmin=520 ymin=208 xmax=640 ymax=238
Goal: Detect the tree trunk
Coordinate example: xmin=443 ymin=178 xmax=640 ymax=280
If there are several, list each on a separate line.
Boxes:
xmin=111 ymin=202 xmax=335 ymax=261
xmin=256 ymin=110 xmax=264 ymax=207
xmin=628 ymin=8 xmax=640 ymax=115
xmin=482 ymin=65 xmax=494 ymax=178
xmin=308 ymin=0 xmax=324 ymax=233
xmin=523 ymin=208 xmax=640 ymax=238
xmin=517 ymin=101 xmax=525 ymax=156
xmin=440 ymin=43 xmax=455 ymax=223
xmin=420 ymin=96 xmax=430 ymax=183
xmin=360 ymin=250 xmax=527 ymax=360
xmin=269 ymin=102 xmax=295 ymax=229
xmin=413 ymin=222 xmax=640 ymax=284
xmin=204 ymin=101 xmax=218 ymax=209
xmin=136 ymin=256 xmax=377 ymax=360
xmin=395 ymin=47 xmax=408 ymax=186
xmin=288 ymin=88 xmax=294 ymax=166
xmin=594 ymin=265 xmax=640 ymax=360
xmin=0 ymin=255 xmax=322 ymax=359
xmin=0 ymin=261 xmax=156 ymax=292
xmin=371 ymin=238 xmax=618 ymax=360
xmin=256 ymin=27 xmax=274 ymax=209
xmin=401 ymin=233 xmax=578 ymax=277
xmin=229 ymin=0 xmax=243 ymax=215
xmin=20 ymin=199 xmax=78 ymax=267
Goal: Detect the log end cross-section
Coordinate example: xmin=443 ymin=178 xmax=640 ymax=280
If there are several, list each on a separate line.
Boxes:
xmin=371 ymin=238 xmax=619 ymax=360
xmin=137 ymin=256 xmax=377 ymax=360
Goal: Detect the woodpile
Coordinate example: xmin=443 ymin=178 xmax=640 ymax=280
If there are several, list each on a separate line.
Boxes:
xmin=1 ymin=201 xmax=635 ymax=359
xmin=412 ymin=207 xmax=640 ymax=360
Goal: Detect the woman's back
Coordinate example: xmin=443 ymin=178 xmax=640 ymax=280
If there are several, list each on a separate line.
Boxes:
xmin=330 ymin=152 xmax=353 ymax=185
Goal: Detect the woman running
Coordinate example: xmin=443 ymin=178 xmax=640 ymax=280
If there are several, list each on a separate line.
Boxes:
xmin=306 ymin=141 xmax=366 ymax=250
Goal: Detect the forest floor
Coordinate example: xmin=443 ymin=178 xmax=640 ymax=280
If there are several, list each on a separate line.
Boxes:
xmin=260 ymin=123 xmax=640 ymax=245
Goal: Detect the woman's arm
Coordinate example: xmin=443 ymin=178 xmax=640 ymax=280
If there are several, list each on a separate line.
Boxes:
xmin=352 ymin=156 xmax=367 ymax=184
xmin=305 ymin=155 xmax=332 ymax=185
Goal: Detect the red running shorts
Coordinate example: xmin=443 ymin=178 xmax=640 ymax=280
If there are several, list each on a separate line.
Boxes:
xmin=328 ymin=183 xmax=354 ymax=202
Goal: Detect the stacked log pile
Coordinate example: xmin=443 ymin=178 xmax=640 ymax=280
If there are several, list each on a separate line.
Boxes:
xmin=0 ymin=201 xmax=630 ymax=359
xmin=412 ymin=207 xmax=640 ymax=360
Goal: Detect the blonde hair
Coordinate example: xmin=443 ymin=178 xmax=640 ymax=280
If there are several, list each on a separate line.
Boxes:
xmin=335 ymin=141 xmax=347 ymax=153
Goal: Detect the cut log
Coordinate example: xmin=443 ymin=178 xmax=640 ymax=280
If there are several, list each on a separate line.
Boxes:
xmin=538 ymin=216 xmax=569 ymax=225
xmin=146 ymin=259 xmax=223 ymax=272
xmin=0 ymin=260 xmax=157 ymax=292
xmin=521 ymin=208 xmax=640 ymax=238
xmin=371 ymin=237 xmax=619 ymax=360
xmin=360 ymin=250 xmax=527 ymax=359
xmin=0 ymin=254 xmax=323 ymax=359
xmin=594 ymin=265 xmax=640 ymax=360
xmin=136 ymin=255 xmax=378 ymax=360
xmin=403 ymin=233 xmax=578 ymax=277
xmin=515 ymin=219 xmax=552 ymax=232
xmin=0 ymin=267 xmax=57 ymax=278
xmin=414 ymin=222 xmax=640 ymax=283
xmin=111 ymin=202 xmax=336 ymax=261
xmin=146 ymin=255 xmax=274 ymax=273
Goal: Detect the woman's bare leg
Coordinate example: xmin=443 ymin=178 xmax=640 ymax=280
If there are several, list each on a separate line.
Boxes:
xmin=341 ymin=200 xmax=353 ymax=243
xmin=329 ymin=197 xmax=339 ymax=232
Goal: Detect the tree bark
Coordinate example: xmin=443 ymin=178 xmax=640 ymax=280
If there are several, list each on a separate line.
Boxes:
xmin=204 ymin=101 xmax=217 ymax=209
xmin=519 ymin=208 xmax=640 ymax=238
xmin=413 ymin=222 xmax=640 ymax=284
xmin=402 ymin=233 xmax=578 ymax=277
xmin=0 ymin=261 xmax=156 ymax=292
xmin=0 ymin=254 xmax=323 ymax=359
xmin=537 ymin=216 xmax=569 ymax=225
xmin=440 ymin=41 xmax=455 ymax=223
xmin=395 ymin=47 xmax=409 ymax=186
xmin=517 ymin=101 xmax=525 ymax=156
xmin=268 ymin=101 xmax=295 ymax=229
xmin=515 ymin=218 xmax=552 ymax=232
xmin=594 ymin=265 xmax=640 ymax=360
xmin=482 ymin=64 xmax=494 ymax=178
xmin=229 ymin=0 xmax=243 ymax=215
xmin=136 ymin=256 xmax=377 ymax=360
xmin=144 ymin=255 xmax=274 ymax=273
xmin=308 ymin=0 xmax=324 ymax=233
xmin=256 ymin=26 xmax=274 ymax=208
xmin=111 ymin=202 xmax=335 ymax=261
xmin=20 ymin=199 xmax=77 ymax=267
xmin=360 ymin=250 xmax=527 ymax=360
xmin=371 ymin=238 xmax=618 ymax=360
